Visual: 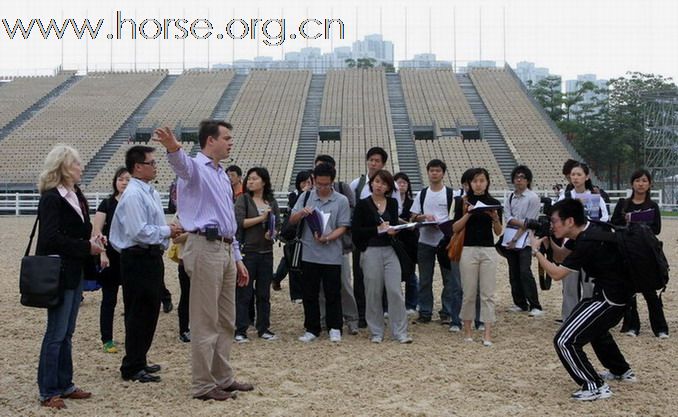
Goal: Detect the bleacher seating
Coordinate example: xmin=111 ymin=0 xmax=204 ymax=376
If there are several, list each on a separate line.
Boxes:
xmin=0 ymin=72 xmax=74 ymax=130
xmin=227 ymin=70 xmax=310 ymax=191
xmin=86 ymin=141 xmax=196 ymax=193
xmin=138 ymin=70 xmax=235 ymax=130
xmin=0 ymin=71 xmax=166 ymax=185
xmin=401 ymin=68 xmax=478 ymax=131
xmin=318 ymin=68 xmax=398 ymax=181
xmin=415 ymin=137 xmax=504 ymax=190
xmin=470 ymin=68 xmax=573 ymax=189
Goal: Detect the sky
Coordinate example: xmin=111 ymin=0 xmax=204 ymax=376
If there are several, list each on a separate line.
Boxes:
xmin=1 ymin=0 xmax=676 ymax=82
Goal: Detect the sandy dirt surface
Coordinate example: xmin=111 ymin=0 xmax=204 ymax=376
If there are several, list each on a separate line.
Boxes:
xmin=1 ymin=215 xmax=676 ymax=416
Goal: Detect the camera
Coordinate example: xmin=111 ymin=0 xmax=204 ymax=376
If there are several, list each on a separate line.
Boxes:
xmin=524 ymin=216 xmax=551 ymax=238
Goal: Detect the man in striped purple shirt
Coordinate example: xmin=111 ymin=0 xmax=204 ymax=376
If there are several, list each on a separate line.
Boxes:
xmin=154 ymin=120 xmax=252 ymax=402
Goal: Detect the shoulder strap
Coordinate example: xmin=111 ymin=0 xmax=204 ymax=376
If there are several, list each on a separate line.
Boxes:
xmin=419 ymin=187 xmax=428 ymax=210
xmin=355 ymin=175 xmax=367 ymax=199
xmin=25 ymin=215 xmax=39 ymax=257
xmin=295 ymin=191 xmax=312 ymax=238
xmin=445 ymin=187 xmax=454 ymax=212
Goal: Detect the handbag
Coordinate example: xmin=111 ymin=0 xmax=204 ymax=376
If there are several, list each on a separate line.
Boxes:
xmin=19 ymin=216 xmax=63 ymax=308
xmin=283 ymin=192 xmax=312 ymax=273
xmin=447 ymin=197 xmax=468 ymax=263
xmin=391 ymin=238 xmax=415 ymax=281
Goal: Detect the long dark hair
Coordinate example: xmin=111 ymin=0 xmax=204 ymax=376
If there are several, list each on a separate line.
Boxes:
xmin=111 ymin=167 xmax=129 ymax=198
xmin=244 ymin=167 xmax=274 ymax=202
xmin=394 ymin=172 xmax=413 ymax=201
xmin=629 ymin=169 xmax=653 ymax=203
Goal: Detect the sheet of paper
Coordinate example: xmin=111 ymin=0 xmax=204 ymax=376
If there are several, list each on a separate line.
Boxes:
xmin=501 ymin=227 xmax=529 ymax=249
xmin=468 ymin=201 xmax=502 ymax=212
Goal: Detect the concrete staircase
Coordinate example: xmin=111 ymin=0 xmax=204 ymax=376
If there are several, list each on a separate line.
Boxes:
xmin=289 ymin=74 xmax=325 ymax=190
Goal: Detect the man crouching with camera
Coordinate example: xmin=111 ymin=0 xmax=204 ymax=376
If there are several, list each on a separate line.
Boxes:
xmin=530 ymin=198 xmax=636 ymax=401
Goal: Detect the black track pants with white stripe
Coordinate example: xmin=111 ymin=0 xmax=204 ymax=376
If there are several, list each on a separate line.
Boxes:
xmin=553 ymin=294 xmax=631 ymax=391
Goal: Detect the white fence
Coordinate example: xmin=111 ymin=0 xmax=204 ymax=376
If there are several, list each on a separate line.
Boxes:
xmin=0 ymin=189 xmax=669 ymax=216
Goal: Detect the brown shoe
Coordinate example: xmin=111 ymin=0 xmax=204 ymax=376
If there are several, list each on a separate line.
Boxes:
xmin=221 ymin=380 xmax=254 ymax=392
xmin=62 ymin=388 xmax=92 ymax=400
xmin=41 ymin=396 xmax=67 ymax=409
xmin=194 ymin=388 xmax=237 ymax=401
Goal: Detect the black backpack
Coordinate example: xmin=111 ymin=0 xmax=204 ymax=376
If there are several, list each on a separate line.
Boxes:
xmin=583 ymin=220 xmax=669 ymax=294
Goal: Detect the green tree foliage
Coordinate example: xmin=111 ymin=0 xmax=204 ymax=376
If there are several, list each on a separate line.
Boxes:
xmin=529 ymin=71 xmax=677 ymax=188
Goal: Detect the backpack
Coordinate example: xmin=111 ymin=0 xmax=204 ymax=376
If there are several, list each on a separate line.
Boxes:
xmin=280 ymin=191 xmax=312 ymax=243
xmin=354 ymin=175 xmax=367 ymax=200
xmin=418 ymin=186 xmax=455 ymax=214
xmin=582 ymin=220 xmax=669 ymax=294
xmin=418 ymin=186 xmax=455 ymax=269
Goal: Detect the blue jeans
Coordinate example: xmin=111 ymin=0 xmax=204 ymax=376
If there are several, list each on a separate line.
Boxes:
xmin=404 ymin=273 xmax=419 ymax=311
xmin=417 ymin=243 xmax=461 ymax=324
xmin=38 ymin=280 xmax=83 ymax=400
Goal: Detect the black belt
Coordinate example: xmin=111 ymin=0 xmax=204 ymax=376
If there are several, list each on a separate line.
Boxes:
xmin=191 ymin=231 xmax=233 ymax=244
xmin=122 ymin=244 xmax=164 ymax=254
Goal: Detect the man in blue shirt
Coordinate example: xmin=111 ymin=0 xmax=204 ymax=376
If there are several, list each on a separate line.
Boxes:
xmin=110 ymin=145 xmax=182 ymax=383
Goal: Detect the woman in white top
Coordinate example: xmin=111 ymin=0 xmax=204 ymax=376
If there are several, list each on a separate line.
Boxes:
xmin=558 ymin=163 xmax=608 ymax=221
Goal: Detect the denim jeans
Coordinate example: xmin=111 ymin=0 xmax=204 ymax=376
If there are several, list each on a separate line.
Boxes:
xmin=38 ymin=279 xmax=83 ymax=400
xmin=404 ymin=273 xmax=418 ymax=311
xmin=417 ymin=243 xmax=461 ymax=324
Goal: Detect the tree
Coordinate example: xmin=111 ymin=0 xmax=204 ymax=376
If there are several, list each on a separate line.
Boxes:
xmin=345 ymin=58 xmax=356 ymax=68
xmin=529 ymin=75 xmax=564 ymax=122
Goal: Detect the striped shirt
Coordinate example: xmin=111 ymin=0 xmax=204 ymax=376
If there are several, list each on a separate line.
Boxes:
xmin=166 ymin=149 xmax=242 ymax=261
xmin=109 ymin=178 xmax=170 ymax=251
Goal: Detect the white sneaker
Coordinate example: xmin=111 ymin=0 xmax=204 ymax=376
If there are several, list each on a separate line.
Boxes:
xmin=292 ymin=299 xmax=303 ymax=304
xmin=370 ymin=336 xmax=383 ymax=343
xmin=406 ymin=309 xmax=417 ymax=317
xmin=259 ymin=331 xmax=279 ymax=341
xmin=449 ymin=325 xmax=461 ymax=333
xmin=482 ymin=340 xmax=493 ymax=347
xmin=571 ymin=384 xmax=612 ymax=401
xmin=476 ymin=324 xmax=485 ymax=331
xmin=599 ymin=369 xmax=637 ymax=383
xmin=398 ymin=336 xmax=413 ymax=344
xmin=329 ymin=329 xmax=342 ymax=343
xmin=509 ymin=305 xmax=525 ymax=313
xmin=234 ymin=334 xmax=249 ymax=343
xmin=624 ymin=330 xmax=638 ymax=337
xmin=298 ymin=332 xmax=317 ymax=343
xmin=658 ymin=332 xmax=669 ymax=339
xmin=528 ymin=308 xmax=545 ymax=317
xmin=383 ymin=312 xmax=389 ymax=319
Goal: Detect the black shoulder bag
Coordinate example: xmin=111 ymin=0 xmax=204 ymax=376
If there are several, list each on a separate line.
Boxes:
xmin=283 ymin=192 xmax=311 ymax=273
xmin=20 ymin=216 xmax=63 ymax=308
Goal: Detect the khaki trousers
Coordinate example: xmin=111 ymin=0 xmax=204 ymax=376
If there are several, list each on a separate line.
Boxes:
xmin=182 ymin=234 xmax=237 ymax=397
xmin=459 ymin=246 xmax=498 ymax=324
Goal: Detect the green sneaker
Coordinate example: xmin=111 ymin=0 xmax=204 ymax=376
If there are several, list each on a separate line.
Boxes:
xmin=103 ymin=340 xmax=118 ymax=353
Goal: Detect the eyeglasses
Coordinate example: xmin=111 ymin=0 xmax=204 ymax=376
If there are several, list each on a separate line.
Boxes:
xmin=139 ymin=160 xmax=157 ymax=167
xmin=315 ymin=183 xmax=333 ymax=189
xmin=514 ymin=174 xmax=527 ymax=180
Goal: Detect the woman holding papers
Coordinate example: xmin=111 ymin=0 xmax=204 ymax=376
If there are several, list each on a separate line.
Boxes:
xmin=394 ymin=172 xmax=419 ymax=314
xmin=452 ymin=168 xmax=502 ymax=346
xmin=234 ymin=167 xmax=281 ymax=342
xmin=352 ymin=170 xmax=412 ymax=344
xmin=611 ymin=169 xmax=668 ymax=338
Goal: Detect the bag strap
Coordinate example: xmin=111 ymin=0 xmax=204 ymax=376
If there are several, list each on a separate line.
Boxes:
xmin=25 ymin=215 xmax=39 ymax=257
xmin=295 ymin=191 xmax=312 ymax=238
xmin=355 ymin=175 xmax=367 ymax=199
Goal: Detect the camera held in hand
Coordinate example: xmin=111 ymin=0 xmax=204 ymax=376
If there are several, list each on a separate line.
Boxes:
xmin=524 ymin=216 xmax=551 ymax=238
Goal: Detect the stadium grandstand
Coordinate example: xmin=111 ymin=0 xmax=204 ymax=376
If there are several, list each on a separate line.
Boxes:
xmin=0 ymin=65 xmax=588 ymax=195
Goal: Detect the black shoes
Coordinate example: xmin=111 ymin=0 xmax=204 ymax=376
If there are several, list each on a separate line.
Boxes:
xmin=124 ymin=370 xmax=161 ymax=383
xmin=145 ymin=364 xmax=161 ymax=374
xmin=162 ymin=299 xmax=174 ymax=313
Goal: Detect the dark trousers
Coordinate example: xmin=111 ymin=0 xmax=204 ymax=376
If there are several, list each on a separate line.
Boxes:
xmin=120 ymin=249 xmax=163 ymax=379
xmin=99 ymin=280 xmax=120 ymax=343
xmin=404 ymin=273 xmax=418 ymax=311
xmin=352 ymin=249 xmax=366 ymax=322
xmin=177 ymin=263 xmax=190 ymax=335
xmin=236 ymin=252 xmax=274 ymax=336
xmin=274 ymin=256 xmax=303 ymax=301
xmin=302 ymin=261 xmax=343 ymax=336
xmin=554 ymin=293 xmax=630 ymax=391
xmin=621 ymin=291 xmax=669 ymax=336
xmin=506 ymin=247 xmax=542 ymax=311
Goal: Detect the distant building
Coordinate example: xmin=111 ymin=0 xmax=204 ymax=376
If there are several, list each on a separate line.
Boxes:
xmin=399 ymin=53 xmax=452 ymax=69
xmin=515 ymin=61 xmax=552 ymax=86
xmin=565 ymin=74 xmax=608 ymax=117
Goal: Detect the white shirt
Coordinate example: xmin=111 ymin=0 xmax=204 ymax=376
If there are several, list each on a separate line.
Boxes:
xmin=557 ymin=189 xmax=609 ymax=222
xmin=410 ymin=187 xmax=450 ymax=247
xmin=110 ymin=178 xmax=170 ymax=251
xmin=350 ymin=174 xmax=403 ymax=208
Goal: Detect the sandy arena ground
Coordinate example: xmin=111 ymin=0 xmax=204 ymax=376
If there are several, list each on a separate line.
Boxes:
xmin=1 ymin=215 xmax=676 ymax=416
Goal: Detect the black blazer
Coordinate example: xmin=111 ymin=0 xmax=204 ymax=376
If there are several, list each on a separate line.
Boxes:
xmin=36 ymin=187 xmax=94 ymax=289
xmin=352 ymin=196 xmax=399 ymax=252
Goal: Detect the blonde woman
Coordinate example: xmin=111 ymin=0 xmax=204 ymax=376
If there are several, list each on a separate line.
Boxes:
xmin=36 ymin=144 xmax=104 ymax=409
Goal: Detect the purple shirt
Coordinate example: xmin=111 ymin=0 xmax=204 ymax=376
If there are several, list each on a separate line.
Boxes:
xmin=166 ymin=148 xmax=242 ymax=261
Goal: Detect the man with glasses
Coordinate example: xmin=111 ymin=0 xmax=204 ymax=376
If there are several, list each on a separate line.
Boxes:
xmin=503 ymin=165 xmax=543 ymax=317
xmin=288 ymin=163 xmax=351 ymax=343
xmin=110 ymin=146 xmax=183 ymax=383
